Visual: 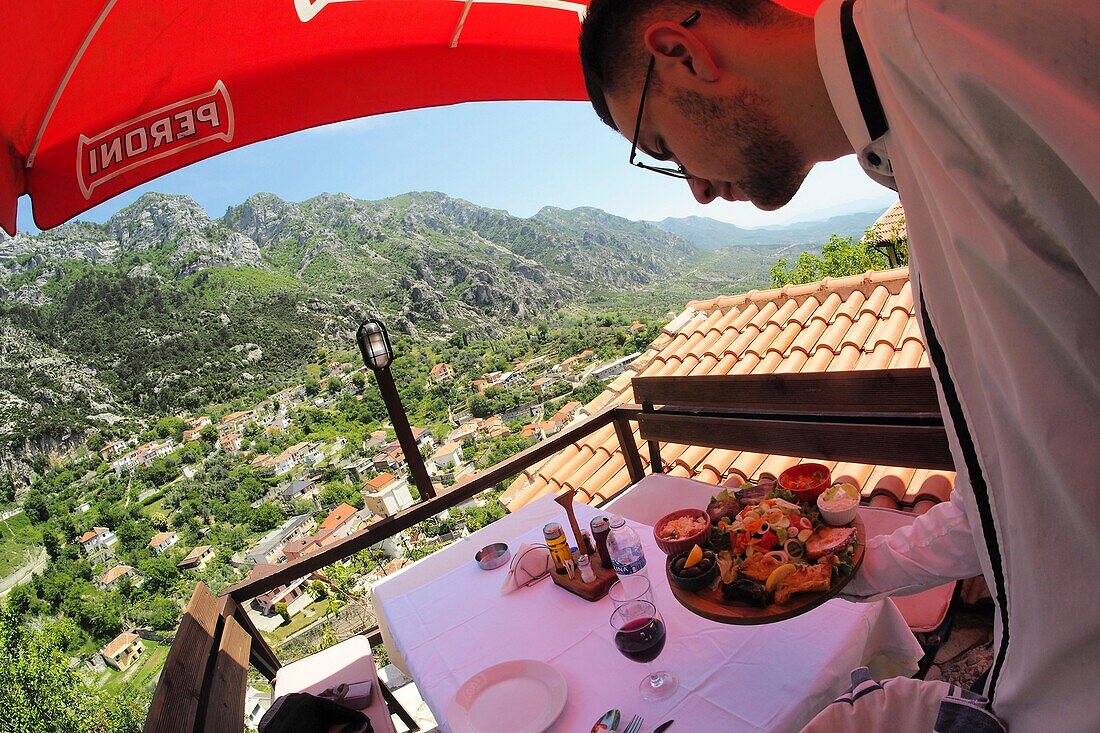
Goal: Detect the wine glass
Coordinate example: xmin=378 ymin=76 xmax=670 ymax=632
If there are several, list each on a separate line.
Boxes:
xmin=610 ymin=599 xmax=677 ymax=701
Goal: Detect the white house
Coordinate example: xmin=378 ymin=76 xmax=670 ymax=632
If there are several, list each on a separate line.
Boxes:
xmin=427 ymin=441 xmax=464 ymax=476
xmin=148 ymin=531 xmax=179 ymax=555
xmin=244 ymin=686 xmax=270 ymax=730
xmin=78 ymin=527 xmax=118 ymax=554
xmin=363 ymin=473 xmax=415 ymax=518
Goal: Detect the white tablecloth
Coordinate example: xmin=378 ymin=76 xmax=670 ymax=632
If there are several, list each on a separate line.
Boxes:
xmin=373 ymin=483 xmax=923 ymax=733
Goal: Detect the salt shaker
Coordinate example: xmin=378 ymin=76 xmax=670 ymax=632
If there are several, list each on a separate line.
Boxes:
xmin=576 ymin=552 xmax=596 ymax=583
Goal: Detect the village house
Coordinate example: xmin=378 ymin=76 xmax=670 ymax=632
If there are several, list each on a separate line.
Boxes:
xmin=372 ymin=443 xmax=405 ymax=473
xmin=363 ymin=429 xmax=388 ymax=453
xmin=177 ymin=545 xmax=215 ymax=571
xmin=481 ymin=416 xmax=510 ymax=439
xmin=429 ymin=362 xmax=454 ymax=384
xmin=182 ymin=427 xmax=204 ymax=442
xmin=585 ymin=352 xmax=641 ymax=381
xmin=268 ymin=441 xmax=311 ymax=476
xmin=272 ymin=384 xmax=306 ymax=406
xmin=76 ymin=501 xmax=92 ymax=513
xmin=147 ymin=531 xmax=179 ymax=555
xmin=470 ymin=378 xmax=488 ymax=393
xmin=219 ymin=432 xmax=243 ymax=453
xmin=411 ymin=427 xmax=436 ymax=452
xmin=111 ymin=439 xmax=176 ymax=472
xmin=219 ymin=410 xmax=253 ymax=432
xmin=531 ymin=376 xmax=554 ymax=394
xmin=629 ymin=320 xmax=645 ymax=332
xmin=78 ymin=526 xmax=118 ymax=555
xmin=447 ymin=422 xmax=478 ymax=444
xmin=244 ymin=686 xmax=270 ymax=730
xmin=97 ymin=441 xmax=129 ymax=461
xmin=539 ymin=400 xmax=582 ymax=437
xmin=363 ymin=473 xmax=415 ymax=518
xmin=558 ymin=348 xmax=595 ymax=372
xmin=283 ymin=503 xmax=367 ymax=561
xmin=427 ymin=441 xmax=464 ymax=476
xmin=343 ymin=456 xmax=376 ymax=483
xmin=246 ymin=564 xmax=312 ymax=618
xmin=279 ymin=474 xmax=320 ymax=503
xmin=101 ymin=632 xmax=144 ymax=672
xmin=244 ymin=514 xmax=316 ymax=565
xmin=186 ymin=415 xmax=212 ymax=430
xmin=98 ymin=564 xmax=138 ymax=590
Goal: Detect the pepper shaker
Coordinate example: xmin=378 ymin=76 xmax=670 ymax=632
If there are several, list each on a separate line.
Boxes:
xmin=590 ymin=516 xmax=614 ymax=569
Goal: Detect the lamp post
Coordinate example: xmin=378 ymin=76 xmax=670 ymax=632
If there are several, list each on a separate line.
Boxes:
xmin=357 ymin=318 xmax=436 ymax=501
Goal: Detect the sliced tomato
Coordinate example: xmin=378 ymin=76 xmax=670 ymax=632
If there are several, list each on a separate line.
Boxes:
xmin=755 ymin=530 xmax=778 ymax=551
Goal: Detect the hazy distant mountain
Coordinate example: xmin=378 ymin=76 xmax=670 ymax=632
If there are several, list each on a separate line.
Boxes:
xmin=655 ymin=211 xmax=884 ymax=251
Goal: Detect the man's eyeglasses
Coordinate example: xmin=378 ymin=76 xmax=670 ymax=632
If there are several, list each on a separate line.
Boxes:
xmin=628 ymin=10 xmax=702 ymax=179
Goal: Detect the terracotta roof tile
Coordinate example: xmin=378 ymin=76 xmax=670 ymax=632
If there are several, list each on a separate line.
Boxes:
xmin=501 ymin=264 xmax=955 ymax=516
xmin=840 ymin=311 xmax=879 ymax=352
xmin=833 ymin=291 xmax=866 ymax=322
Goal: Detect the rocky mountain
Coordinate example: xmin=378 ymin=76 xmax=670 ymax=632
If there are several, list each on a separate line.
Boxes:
xmin=655 ymin=211 xmax=883 ymax=251
xmin=0 ymin=190 xmax=864 ymax=453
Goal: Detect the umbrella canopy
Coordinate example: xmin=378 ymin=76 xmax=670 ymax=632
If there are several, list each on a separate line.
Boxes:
xmin=2 ymin=0 xmax=823 ymax=235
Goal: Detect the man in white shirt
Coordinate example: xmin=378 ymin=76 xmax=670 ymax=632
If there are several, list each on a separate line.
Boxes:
xmin=579 ymin=1 xmax=1099 ymax=730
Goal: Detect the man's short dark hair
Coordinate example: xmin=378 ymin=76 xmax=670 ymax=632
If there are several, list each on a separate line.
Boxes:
xmin=579 ymin=0 xmax=780 ymax=131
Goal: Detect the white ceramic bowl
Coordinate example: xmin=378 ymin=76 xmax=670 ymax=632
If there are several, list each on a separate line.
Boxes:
xmin=817 ymin=483 xmax=860 ymax=526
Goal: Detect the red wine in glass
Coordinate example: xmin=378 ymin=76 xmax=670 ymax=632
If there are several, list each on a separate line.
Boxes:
xmin=615 ymin=616 xmax=666 ymax=663
xmin=610 ymin=600 xmax=677 ymax=700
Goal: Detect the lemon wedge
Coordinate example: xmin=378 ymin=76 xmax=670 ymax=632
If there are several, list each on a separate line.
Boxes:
xmin=684 ymin=544 xmax=704 ymax=569
xmin=765 ymin=563 xmax=797 ymax=592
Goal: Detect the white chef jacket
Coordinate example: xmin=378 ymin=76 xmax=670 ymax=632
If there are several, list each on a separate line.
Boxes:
xmin=813 ymin=0 xmax=1100 ymax=731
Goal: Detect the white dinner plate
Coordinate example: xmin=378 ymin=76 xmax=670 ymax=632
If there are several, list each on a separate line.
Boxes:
xmin=447 ymin=659 xmax=567 ymax=733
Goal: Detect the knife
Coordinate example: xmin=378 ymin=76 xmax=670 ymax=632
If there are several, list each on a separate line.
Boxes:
xmin=653 ymin=721 xmax=674 ymax=733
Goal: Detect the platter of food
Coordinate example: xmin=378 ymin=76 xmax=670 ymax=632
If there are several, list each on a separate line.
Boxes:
xmin=658 ymin=481 xmax=864 ymax=625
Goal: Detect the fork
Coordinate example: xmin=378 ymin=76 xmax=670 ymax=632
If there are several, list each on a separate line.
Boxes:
xmin=623 ymin=715 xmax=645 ymax=733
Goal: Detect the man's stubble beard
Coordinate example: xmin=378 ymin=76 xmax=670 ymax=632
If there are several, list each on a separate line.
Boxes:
xmin=674 ymin=87 xmax=805 ymax=210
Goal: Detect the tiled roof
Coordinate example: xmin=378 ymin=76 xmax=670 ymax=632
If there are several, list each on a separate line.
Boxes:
xmin=320 ymin=503 xmax=358 ymax=531
xmin=101 ymin=565 xmax=134 ymax=586
xmin=502 ymin=268 xmax=953 ymax=514
xmin=178 ymin=545 xmax=212 ymax=566
xmin=103 ymin=632 xmax=140 ymax=658
xmin=148 ymin=531 xmax=176 ymax=548
xmin=366 ymin=472 xmax=397 ymax=491
xmin=863 ymin=201 xmax=906 ymax=244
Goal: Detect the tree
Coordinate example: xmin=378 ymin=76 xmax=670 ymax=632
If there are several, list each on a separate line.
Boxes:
xmin=770 ymin=234 xmax=895 ymax=288
xmin=0 ymin=606 xmax=145 ymax=733
xmin=273 ymin=602 xmax=290 ymax=624
xmin=199 ymin=424 xmax=218 ymax=444
xmin=250 ymin=502 xmax=284 ymax=532
xmin=23 ymin=490 xmax=49 ymax=523
xmin=304 ymin=379 xmax=320 ymax=397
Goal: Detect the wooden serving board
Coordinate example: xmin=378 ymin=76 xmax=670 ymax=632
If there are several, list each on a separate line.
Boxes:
xmin=551 ymin=553 xmax=618 ymax=602
xmin=667 ymin=515 xmax=866 ymax=625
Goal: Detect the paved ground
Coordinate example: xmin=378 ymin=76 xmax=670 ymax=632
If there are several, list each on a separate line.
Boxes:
xmin=926 ymin=604 xmax=996 ymax=690
xmin=0 ymin=547 xmax=47 ymax=596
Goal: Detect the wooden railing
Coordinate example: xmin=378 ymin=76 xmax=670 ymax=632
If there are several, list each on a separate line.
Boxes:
xmin=146 ymin=368 xmax=955 ymax=732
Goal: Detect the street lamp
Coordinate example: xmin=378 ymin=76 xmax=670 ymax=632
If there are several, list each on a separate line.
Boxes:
xmin=356 ymin=317 xmax=436 ymax=501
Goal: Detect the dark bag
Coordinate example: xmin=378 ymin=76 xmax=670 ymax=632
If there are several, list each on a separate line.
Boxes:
xmin=259 ymin=692 xmax=373 ymax=733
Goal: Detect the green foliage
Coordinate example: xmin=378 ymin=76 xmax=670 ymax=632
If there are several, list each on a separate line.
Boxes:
xmin=249 ymin=502 xmax=285 ymax=533
xmin=770 ymin=234 xmax=904 ymax=288
xmin=318 ymin=482 xmax=363 ymax=511
xmin=274 ymin=602 xmax=290 ymax=624
xmin=0 ymin=606 xmax=146 ymax=733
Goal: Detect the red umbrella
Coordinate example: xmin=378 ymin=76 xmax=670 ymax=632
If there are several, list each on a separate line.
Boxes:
xmin=2 ymin=0 xmax=821 ymax=235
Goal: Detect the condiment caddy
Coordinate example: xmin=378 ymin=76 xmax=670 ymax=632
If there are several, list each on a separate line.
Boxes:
xmin=546 ymin=489 xmax=618 ymax=601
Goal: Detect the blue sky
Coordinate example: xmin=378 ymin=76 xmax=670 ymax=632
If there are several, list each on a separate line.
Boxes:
xmin=17 ymin=101 xmax=895 ymax=233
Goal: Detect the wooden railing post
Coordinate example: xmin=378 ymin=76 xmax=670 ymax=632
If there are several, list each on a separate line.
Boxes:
xmin=613 ymin=414 xmax=645 ymax=484
xmin=642 ymin=401 xmax=663 ymax=474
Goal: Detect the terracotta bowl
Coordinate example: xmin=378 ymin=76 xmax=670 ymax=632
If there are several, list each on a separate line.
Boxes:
xmin=778 ymin=463 xmax=832 ymax=502
xmin=653 ymin=508 xmax=712 ymax=556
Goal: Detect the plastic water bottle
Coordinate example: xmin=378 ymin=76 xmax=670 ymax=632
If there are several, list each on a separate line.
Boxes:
xmin=606 ymin=515 xmax=648 ymax=579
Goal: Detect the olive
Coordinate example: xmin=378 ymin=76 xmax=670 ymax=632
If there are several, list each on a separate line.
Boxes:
xmin=672 ymin=558 xmax=686 ymax=573
xmin=697 ymin=559 xmax=712 ymax=572
xmin=681 ymin=566 xmax=702 ymax=578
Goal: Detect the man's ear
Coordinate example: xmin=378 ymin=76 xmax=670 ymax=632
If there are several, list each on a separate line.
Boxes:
xmin=643 ymin=21 xmax=720 ymax=83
